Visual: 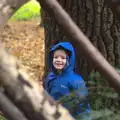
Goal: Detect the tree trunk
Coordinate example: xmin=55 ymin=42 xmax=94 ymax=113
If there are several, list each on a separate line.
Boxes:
xmin=43 ymin=0 xmax=120 ymax=80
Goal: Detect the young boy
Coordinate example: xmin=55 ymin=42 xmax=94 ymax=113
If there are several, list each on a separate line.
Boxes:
xmin=44 ymin=42 xmax=91 ymax=119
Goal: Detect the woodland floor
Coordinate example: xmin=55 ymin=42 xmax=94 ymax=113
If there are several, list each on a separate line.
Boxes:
xmin=0 ymin=20 xmax=120 ymax=120
xmin=0 ymin=20 xmax=45 ymax=87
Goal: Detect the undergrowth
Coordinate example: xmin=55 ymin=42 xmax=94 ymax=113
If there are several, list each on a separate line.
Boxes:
xmin=59 ymin=68 xmax=120 ymax=120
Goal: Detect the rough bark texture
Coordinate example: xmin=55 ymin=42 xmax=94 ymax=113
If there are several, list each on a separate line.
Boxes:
xmin=42 ymin=0 xmax=120 ymax=79
xmin=0 ymin=91 xmax=28 ymax=120
xmin=39 ymin=0 xmax=120 ymax=92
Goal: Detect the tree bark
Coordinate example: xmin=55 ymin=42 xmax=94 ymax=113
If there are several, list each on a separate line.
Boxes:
xmin=42 ymin=0 xmax=120 ymax=80
xmin=0 ymin=91 xmax=28 ymax=120
xmin=40 ymin=8 xmax=44 ymax=27
xmin=39 ymin=0 xmax=120 ymax=92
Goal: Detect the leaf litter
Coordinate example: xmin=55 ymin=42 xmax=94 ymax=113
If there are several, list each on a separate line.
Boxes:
xmin=0 ymin=20 xmax=45 ymax=88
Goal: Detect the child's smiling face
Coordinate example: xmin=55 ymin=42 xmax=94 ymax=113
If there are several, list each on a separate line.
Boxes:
xmin=53 ymin=49 xmax=67 ymax=70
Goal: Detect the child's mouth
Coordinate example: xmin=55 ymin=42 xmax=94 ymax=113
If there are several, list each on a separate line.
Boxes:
xmin=56 ymin=64 xmax=63 ymax=66
xmin=55 ymin=63 xmax=63 ymax=66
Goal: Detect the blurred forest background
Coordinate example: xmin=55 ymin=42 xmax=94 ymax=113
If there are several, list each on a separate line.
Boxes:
xmin=1 ymin=0 xmax=44 ymax=85
xmin=0 ymin=1 xmax=44 ymax=118
xmin=0 ymin=0 xmax=120 ymax=120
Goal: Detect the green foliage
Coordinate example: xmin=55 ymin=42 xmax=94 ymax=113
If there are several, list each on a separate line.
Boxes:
xmin=58 ymin=91 xmax=85 ymax=114
xmin=0 ymin=114 xmax=7 ymax=120
xmin=58 ymin=68 xmax=120 ymax=120
xmin=10 ymin=0 xmax=40 ymax=21
xmin=87 ymin=68 xmax=120 ymax=120
xmin=58 ymin=90 xmax=90 ymax=120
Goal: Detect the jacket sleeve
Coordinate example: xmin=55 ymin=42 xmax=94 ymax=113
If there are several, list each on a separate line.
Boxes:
xmin=68 ymin=75 xmax=88 ymax=98
xmin=43 ymin=75 xmax=49 ymax=93
xmin=44 ymin=72 xmax=56 ymax=93
xmin=68 ymin=75 xmax=91 ymax=119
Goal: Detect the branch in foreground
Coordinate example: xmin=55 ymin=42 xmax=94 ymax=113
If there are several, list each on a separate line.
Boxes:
xmin=38 ymin=0 xmax=120 ymax=92
xmin=0 ymin=91 xmax=28 ymax=120
xmin=0 ymin=0 xmax=74 ymax=119
xmin=0 ymin=46 xmax=74 ymax=120
xmin=0 ymin=0 xmax=27 ymax=33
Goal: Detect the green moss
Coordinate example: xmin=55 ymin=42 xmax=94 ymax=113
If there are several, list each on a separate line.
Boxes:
xmin=10 ymin=0 xmax=40 ymax=21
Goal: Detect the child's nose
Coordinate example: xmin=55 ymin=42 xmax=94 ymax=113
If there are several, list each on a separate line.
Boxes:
xmin=57 ymin=56 xmax=62 ymax=61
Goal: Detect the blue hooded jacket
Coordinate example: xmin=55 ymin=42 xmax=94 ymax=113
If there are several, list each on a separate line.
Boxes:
xmin=44 ymin=42 xmax=91 ymax=119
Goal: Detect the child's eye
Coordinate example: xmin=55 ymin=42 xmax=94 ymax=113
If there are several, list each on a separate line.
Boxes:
xmin=54 ymin=56 xmax=58 ymax=59
xmin=61 ymin=57 xmax=66 ymax=59
xmin=53 ymin=56 xmax=66 ymax=59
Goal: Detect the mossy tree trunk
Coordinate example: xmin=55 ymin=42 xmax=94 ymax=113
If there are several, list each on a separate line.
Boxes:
xmin=42 ymin=0 xmax=120 ymax=80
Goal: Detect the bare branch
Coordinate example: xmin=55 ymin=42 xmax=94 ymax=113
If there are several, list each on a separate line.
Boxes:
xmin=38 ymin=0 xmax=120 ymax=92
xmin=0 ymin=0 xmax=27 ymax=33
xmin=0 ymin=91 xmax=28 ymax=120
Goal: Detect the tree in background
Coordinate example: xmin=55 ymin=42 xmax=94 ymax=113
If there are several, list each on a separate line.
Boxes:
xmin=41 ymin=1 xmax=120 ymax=119
xmin=42 ymin=0 xmax=120 ymax=80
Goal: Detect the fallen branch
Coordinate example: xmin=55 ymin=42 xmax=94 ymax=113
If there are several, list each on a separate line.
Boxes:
xmin=38 ymin=0 xmax=120 ymax=92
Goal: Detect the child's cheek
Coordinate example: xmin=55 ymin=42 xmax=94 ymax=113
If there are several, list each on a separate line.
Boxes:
xmin=53 ymin=59 xmax=56 ymax=65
